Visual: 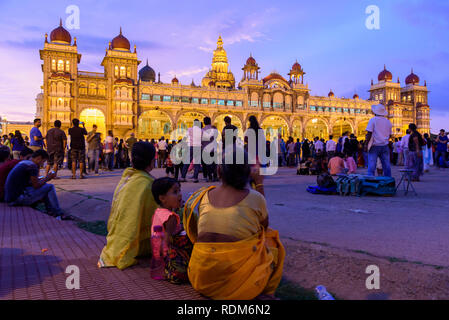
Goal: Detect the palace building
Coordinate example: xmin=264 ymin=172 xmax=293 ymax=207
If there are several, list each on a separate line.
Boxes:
xmin=37 ymin=21 xmax=431 ymax=141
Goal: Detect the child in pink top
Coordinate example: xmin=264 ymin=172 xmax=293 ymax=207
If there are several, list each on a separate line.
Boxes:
xmin=344 ymin=155 xmax=357 ymax=174
xmin=151 ymin=177 xmax=192 ymax=284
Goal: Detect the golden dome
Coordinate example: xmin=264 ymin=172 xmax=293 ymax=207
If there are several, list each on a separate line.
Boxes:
xmin=405 ymin=68 xmax=420 ymax=85
xmin=111 ymin=27 xmax=130 ymax=51
xmin=378 ymin=65 xmax=393 ymax=82
xmin=263 ymin=72 xmax=288 ymax=83
xmin=50 ymin=19 xmax=71 ymax=44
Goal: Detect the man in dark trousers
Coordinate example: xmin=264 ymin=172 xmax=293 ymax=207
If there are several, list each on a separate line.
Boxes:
xmin=45 ymin=120 xmax=67 ymax=178
xmin=68 ymin=118 xmax=88 ymax=179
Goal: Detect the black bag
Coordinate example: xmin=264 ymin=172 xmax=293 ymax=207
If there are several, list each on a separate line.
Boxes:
xmin=317 ymin=173 xmax=336 ymax=189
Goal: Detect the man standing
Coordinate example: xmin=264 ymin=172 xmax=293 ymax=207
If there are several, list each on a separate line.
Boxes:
xmin=435 ymin=129 xmax=448 ymax=168
xmin=181 ymin=119 xmax=202 ymax=183
xmin=326 ymin=135 xmax=337 ymax=159
xmin=313 ymin=137 xmax=324 ymax=156
xmin=157 ymin=136 xmax=168 ymax=168
xmin=5 ymin=149 xmax=69 ymax=219
xmin=86 ymin=124 xmax=101 ymax=175
xmin=201 ymin=117 xmax=218 ymax=182
xmin=104 ymin=130 xmax=115 ymax=171
xmin=30 ymin=118 xmax=45 ymax=152
xmin=344 ymin=134 xmax=359 ymax=159
xmin=45 ymin=120 xmax=67 ymax=178
xmin=221 ymin=116 xmax=238 ymax=148
xmin=68 ymin=119 xmax=88 ymax=179
xmin=125 ymin=132 xmax=137 ymax=163
xmin=401 ymin=129 xmax=411 ymax=167
xmin=407 ymin=123 xmax=424 ymax=181
xmin=365 ymin=104 xmax=392 ymax=177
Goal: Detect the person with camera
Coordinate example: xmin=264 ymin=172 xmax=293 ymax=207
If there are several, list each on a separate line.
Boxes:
xmin=4 ymin=149 xmax=70 ymax=220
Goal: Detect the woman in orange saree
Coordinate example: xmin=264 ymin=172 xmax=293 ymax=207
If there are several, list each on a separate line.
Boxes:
xmin=183 ymin=147 xmax=285 ymax=300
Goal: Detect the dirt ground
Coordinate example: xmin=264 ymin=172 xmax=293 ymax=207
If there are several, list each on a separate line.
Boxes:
xmin=281 ymin=237 xmax=449 ymax=300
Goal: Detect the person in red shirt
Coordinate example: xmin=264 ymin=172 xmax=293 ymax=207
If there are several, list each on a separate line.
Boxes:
xmin=328 ymin=153 xmax=346 ymax=176
xmin=0 ymin=148 xmax=33 ymax=202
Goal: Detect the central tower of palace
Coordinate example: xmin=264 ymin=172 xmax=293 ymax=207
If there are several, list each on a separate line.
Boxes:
xmin=201 ymin=36 xmax=235 ymax=88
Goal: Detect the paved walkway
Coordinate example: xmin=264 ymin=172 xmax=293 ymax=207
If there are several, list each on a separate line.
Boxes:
xmin=0 ymin=204 xmax=203 ymax=300
xmin=54 ymin=166 xmax=449 ymax=268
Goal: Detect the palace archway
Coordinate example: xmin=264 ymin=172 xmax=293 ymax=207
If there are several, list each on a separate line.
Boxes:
xmin=292 ymin=119 xmax=302 ymax=140
xmin=304 ymin=118 xmax=328 ymax=140
xmin=176 ymin=111 xmax=207 ymax=140
xmin=79 ymin=108 xmax=106 ymax=138
xmin=332 ymin=119 xmax=353 ymax=137
xmin=357 ymin=120 xmax=370 ymax=138
xmin=261 ymin=116 xmax=289 ymax=141
xmin=137 ymin=110 xmax=172 ymax=140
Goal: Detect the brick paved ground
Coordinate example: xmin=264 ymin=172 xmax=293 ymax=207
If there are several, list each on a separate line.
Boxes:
xmin=0 ymin=204 xmax=203 ymax=300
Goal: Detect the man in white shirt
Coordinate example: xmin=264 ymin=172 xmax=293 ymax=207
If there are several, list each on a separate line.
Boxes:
xmin=401 ymin=130 xmax=411 ymax=167
xmin=157 ymin=137 xmax=168 ymax=168
xmin=365 ymin=104 xmax=393 ymax=176
xmin=181 ymin=119 xmax=202 ymax=183
xmin=326 ymin=135 xmax=337 ymax=159
xmin=314 ymin=137 xmax=324 ymax=153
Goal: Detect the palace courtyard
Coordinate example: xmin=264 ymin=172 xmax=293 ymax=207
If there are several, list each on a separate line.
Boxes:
xmin=2 ymin=166 xmax=449 ymax=300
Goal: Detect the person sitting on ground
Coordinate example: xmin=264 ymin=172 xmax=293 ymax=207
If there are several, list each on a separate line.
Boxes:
xmin=98 ymin=142 xmax=158 ymax=270
xmin=184 ymin=146 xmax=285 ymax=300
xmin=297 ymin=159 xmax=310 ymax=175
xmin=328 ymin=153 xmax=345 ymax=176
xmin=4 ymin=149 xmax=69 ymax=219
xmin=0 ymin=148 xmax=33 ymax=202
xmin=151 ymin=177 xmax=192 ymax=284
xmin=344 ymin=153 xmax=357 ymax=174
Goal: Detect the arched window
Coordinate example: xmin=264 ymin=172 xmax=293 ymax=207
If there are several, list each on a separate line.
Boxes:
xmin=66 ymin=60 xmax=70 ymax=72
xmin=79 ymin=82 xmax=87 ymax=95
xmin=114 ymin=66 xmax=119 ymax=77
xmin=57 ymin=82 xmax=64 ymax=95
xmin=127 ymin=67 xmax=131 ymax=78
xmin=98 ymin=85 xmax=106 ymax=96
xmin=51 ymin=59 xmax=56 ymax=71
xmin=88 ymin=83 xmax=97 ymax=96
xmin=57 ymin=60 xmax=64 ymax=71
xmin=120 ymin=66 xmax=126 ymax=78
xmin=250 ymin=92 xmax=259 ymax=107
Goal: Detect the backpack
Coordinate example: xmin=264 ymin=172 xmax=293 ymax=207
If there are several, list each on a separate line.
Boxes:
xmin=317 ymin=173 xmax=336 ymax=189
xmin=336 ymin=174 xmax=396 ymax=197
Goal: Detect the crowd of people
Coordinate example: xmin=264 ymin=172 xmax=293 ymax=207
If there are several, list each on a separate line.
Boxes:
xmin=1 ymin=105 xmax=448 ymax=299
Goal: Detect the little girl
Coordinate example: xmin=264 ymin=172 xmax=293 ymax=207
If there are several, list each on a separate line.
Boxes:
xmin=151 ymin=177 xmax=192 ymax=284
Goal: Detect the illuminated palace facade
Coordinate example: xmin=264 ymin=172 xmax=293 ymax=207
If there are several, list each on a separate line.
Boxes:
xmin=38 ymin=21 xmax=430 ymax=140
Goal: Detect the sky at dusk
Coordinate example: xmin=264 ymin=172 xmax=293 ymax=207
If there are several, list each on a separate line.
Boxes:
xmin=0 ymin=0 xmax=447 ymax=132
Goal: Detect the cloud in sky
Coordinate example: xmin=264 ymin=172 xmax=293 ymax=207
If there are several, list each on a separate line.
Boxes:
xmin=0 ymin=0 xmax=447 ymax=132
xmin=166 ymin=67 xmax=209 ymax=80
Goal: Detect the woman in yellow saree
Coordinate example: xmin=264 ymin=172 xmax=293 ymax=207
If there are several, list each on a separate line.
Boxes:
xmin=183 ymin=147 xmax=285 ymax=300
xmin=98 ymin=142 xmax=158 ymax=270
